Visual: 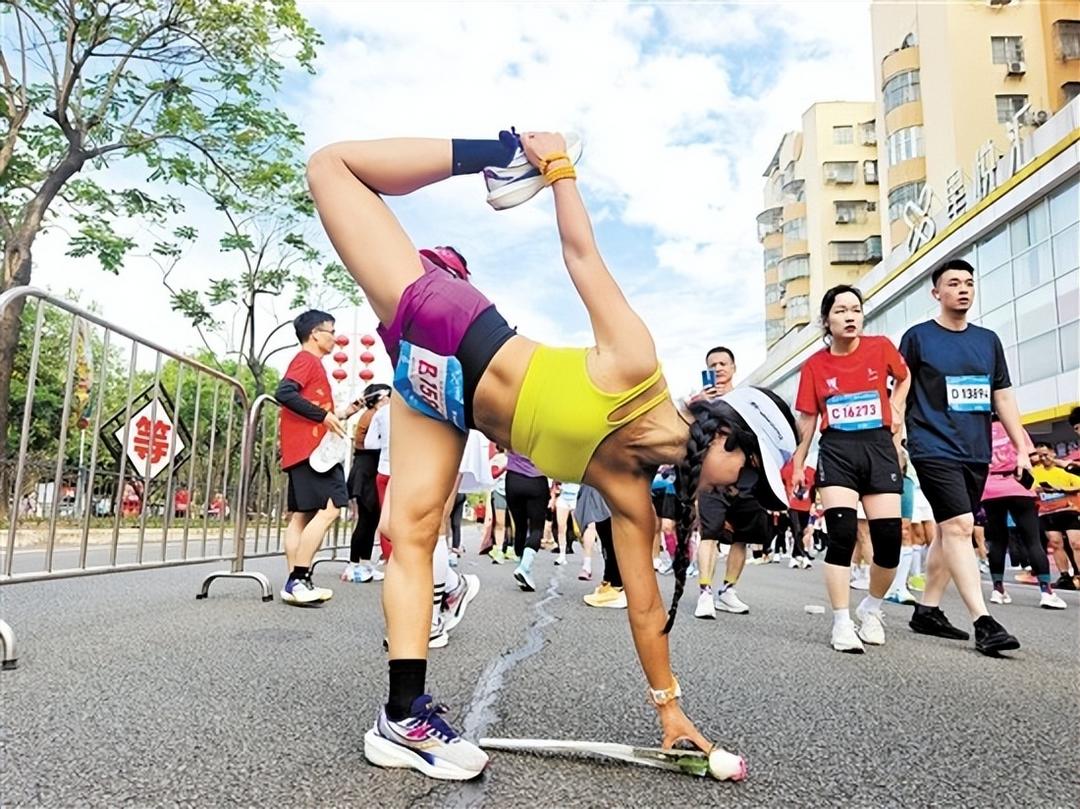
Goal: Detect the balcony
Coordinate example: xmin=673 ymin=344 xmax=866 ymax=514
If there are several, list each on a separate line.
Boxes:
xmin=829 ymin=236 xmax=883 ymax=265
xmin=823 ymin=161 xmax=858 ymax=185
xmin=756 ymin=206 xmax=783 ymax=241
xmin=782 ymin=178 xmax=805 ymax=203
xmin=762 ymin=247 xmax=782 ymax=272
xmin=785 ymin=295 xmax=811 ymax=319
xmin=835 ymin=200 xmax=876 ymax=225
xmin=779 ymin=254 xmax=810 ymax=281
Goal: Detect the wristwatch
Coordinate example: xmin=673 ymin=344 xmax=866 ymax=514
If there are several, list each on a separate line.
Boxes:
xmin=647 ymin=677 xmax=681 ymax=707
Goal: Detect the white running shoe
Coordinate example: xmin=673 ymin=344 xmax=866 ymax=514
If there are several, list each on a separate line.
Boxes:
xmin=429 ymin=615 xmax=449 ymax=649
xmin=850 ymin=567 xmax=870 ymax=591
xmin=695 ymin=590 xmax=716 ymax=619
xmin=364 ymin=696 xmax=488 ymax=780
xmin=280 ymin=576 xmax=323 ymax=605
xmin=989 ymin=589 xmax=1012 ymax=605
xmin=788 ymin=557 xmax=800 ymax=569
xmin=885 ymin=587 xmax=916 ymax=605
xmin=855 ymin=603 xmax=886 ymax=646
xmin=370 ymin=566 xmax=385 ymax=582
xmin=484 ymin=131 xmax=583 ymax=211
xmin=831 ymin=621 xmax=866 ymax=654
xmin=513 ymin=566 xmax=536 ymax=592
xmin=799 ymin=556 xmax=813 ymax=570
xmin=716 ymin=587 xmax=750 ymax=615
xmin=1039 ymin=591 xmax=1067 ymax=610
xmin=554 ymin=554 xmax=567 ymax=566
xmin=442 ymin=574 xmax=480 ymax=633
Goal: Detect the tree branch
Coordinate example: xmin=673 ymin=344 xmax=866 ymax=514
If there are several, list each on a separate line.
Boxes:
xmin=256 ymin=319 xmax=295 ymax=361
xmin=7 ymin=2 xmax=62 ymax=100
xmin=88 ymin=17 xmax=179 ymax=130
xmin=263 ymin=343 xmax=297 ymax=363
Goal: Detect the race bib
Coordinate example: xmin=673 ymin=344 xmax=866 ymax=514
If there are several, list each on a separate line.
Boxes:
xmin=826 ymin=391 xmax=883 ymax=431
xmin=393 ymin=341 xmax=467 ymax=432
xmin=946 ymin=375 xmax=991 ymax=412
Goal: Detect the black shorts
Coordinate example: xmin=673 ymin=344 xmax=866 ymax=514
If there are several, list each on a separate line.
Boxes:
xmin=287 ymin=460 xmax=349 ymax=513
xmin=652 ymin=490 xmax=676 ymax=521
xmin=698 ymin=490 xmax=766 ymax=544
xmin=1039 ymin=511 xmax=1080 ymax=533
xmin=790 ymin=509 xmax=811 ymax=535
xmin=911 ymin=458 xmax=989 ymax=524
xmin=458 ymin=306 xmax=516 ymax=429
xmin=816 ymin=428 xmax=903 ymax=495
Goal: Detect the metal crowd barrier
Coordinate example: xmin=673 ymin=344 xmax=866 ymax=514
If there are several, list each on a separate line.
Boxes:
xmin=196 ymin=394 xmax=353 ymax=600
xmin=0 ymin=286 xmax=250 ymax=669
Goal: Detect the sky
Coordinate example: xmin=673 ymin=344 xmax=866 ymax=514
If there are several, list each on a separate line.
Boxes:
xmin=30 ymin=1 xmax=875 ymax=399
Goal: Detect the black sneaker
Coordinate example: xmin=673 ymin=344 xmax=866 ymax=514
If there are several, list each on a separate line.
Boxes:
xmin=974 ymin=615 xmax=1020 ymax=656
xmin=1054 ymin=573 xmax=1077 ymax=591
xmin=909 ymin=605 xmax=970 ymax=640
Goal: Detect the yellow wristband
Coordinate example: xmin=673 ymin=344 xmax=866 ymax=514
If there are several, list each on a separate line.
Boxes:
xmin=539 ymin=151 xmax=570 ymax=173
xmin=544 ymin=165 xmax=577 ymax=185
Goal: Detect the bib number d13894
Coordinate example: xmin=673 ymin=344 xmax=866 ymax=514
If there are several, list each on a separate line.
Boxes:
xmin=826 ymin=391 xmax=883 ymax=431
xmin=945 ymin=375 xmax=991 ymax=412
xmin=393 ymin=341 xmax=467 ymax=432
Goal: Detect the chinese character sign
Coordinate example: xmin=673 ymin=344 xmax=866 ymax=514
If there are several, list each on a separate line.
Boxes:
xmin=113 ymin=399 xmax=185 ymax=480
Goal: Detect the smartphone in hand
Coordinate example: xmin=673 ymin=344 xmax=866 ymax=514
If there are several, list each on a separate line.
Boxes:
xmin=1017 ymin=469 xmax=1035 ymax=489
xmin=701 ymin=369 xmax=717 ymax=388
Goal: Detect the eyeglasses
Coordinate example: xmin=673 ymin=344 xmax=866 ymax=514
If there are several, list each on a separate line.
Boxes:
xmin=314 ymin=328 xmax=336 ymax=336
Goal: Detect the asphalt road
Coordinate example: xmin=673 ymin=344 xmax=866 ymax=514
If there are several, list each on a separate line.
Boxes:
xmin=1 ymin=526 xmax=1078 ymax=808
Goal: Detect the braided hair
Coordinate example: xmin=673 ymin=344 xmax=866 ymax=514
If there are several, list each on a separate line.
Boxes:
xmin=662 ymin=397 xmax=762 ymax=634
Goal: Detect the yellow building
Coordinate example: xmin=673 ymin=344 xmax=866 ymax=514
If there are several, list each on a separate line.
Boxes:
xmin=759 ymin=102 xmax=882 ymax=348
xmin=872 ymin=0 xmax=1080 ymax=254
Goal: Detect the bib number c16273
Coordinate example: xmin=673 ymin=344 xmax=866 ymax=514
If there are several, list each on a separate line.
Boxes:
xmin=825 ymin=391 xmax=883 ymax=431
xmin=945 ymin=375 xmax=991 ymax=412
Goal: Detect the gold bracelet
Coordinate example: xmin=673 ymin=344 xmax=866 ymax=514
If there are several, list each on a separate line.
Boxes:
xmin=544 ymin=165 xmax=577 ymax=185
xmin=647 ymin=677 xmax=681 ymax=707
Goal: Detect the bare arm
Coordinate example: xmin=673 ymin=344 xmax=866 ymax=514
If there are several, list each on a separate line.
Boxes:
xmin=992 ymin=388 xmax=1032 ymax=475
xmin=890 ymin=374 xmax=911 ymax=427
xmin=790 ymin=412 xmax=818 ymax=489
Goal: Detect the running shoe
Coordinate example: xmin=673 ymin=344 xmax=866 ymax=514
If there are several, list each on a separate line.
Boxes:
xmin=687 ymin=562 xmax=698 ymax=578
xmin=583 ymin=583 xmax=627 ymax=609
xmin=428 ymin=615 xmax=449 ymax=649
xmin=304 ymin=576 xmax=333 ymax=602
xmin=849 ymin=567 xmax=870 ymax=591
xmin=831 ymin=622 xmax=865 ymax=654
xmin=343 ymin=563 xmax=374 ymax=583
xmin=652 ymin=557 xmax=662 ymax=571
xmin=1013 ymin=570 xmax=1037 ymax=585
xmin=855 ymin=603 xmax=886 ymax=645
xmin=442 ymin=574 xmax=480 ymax=633
xmin=973 ymin=615 xmax=1020 ymax=655
xmin=554 ymin=554 xmax=567 ymax=566
xmin=715 ymin=588 xmax=750 ymax=615
xmin=364 ymin=696 xmax=489 ymax=780
xmin=513 ymin=566 xmax=536 ymax=592
xmin=1039 ymin=592 xmax=1067 ymax=610
xmin=280 ymin=576 xmax=322 ymax=605
xmin=907 ymin=573 xmax=926 ymax=591
xmin=989 ymin=589 xmax=1012 ymax=605
xmin=489 ymin=549 xmax=504 ymax=565
xmin=1053 ymin=573 xmax=1077 ymax=591
xmin=799 ymin=556 xmax=813 ymax=570
xmin=503 ymin=548 xmax=519 ymax=563
xmin=978 ymin=560 xmax=991 ymax=576
xmin=578 ymin=567 xmax=592 ymax=581
xmin=371 ymin=566 xmax=385 ymax=582
xmin=484 ymin=131 xmax=583 ymax=211
xmin=694 ymin=590 xmax=716 ymax=620
xmin=885 ymin=587 xmax=916 ymax=606
xmin=909 ymin=606 xmax=970 ymax=640
xmin=788 ymin=557 xmax=800 ymax=569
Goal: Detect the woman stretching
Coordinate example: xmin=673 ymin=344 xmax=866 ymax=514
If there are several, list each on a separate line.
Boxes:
xmin=307 ymin=130 xmax=796 ymax=781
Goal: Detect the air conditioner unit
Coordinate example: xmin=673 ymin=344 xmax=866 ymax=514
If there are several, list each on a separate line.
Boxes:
xmin=825 ymin=167 xmax=839 ymax=181
xmin=1028 ymin=109 xmax=1050 ymax=126
xmin=867 ymin=201 xmax=877 ymax=211
xmin=1006 ymin=60 xmax=1026 ymax=75
xmin=836 ymin=210 xmax=854 ymax=224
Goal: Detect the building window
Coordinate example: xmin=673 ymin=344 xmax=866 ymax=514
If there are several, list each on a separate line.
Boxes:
xmin=830 ymin=241 xmax=875 ymax=264
xmin=823 ymin=161 xmax=858 ymax=184
xmin=835 ymin=201 xmax=859 ymax=224
xmin=995 ymin=94 xmax=1029 ymax=123
xmin=864 ymin=160 xmax=878 ymax=184
xmin=882 ymin=69 xmax=920 ymax=113
xmin=886 ymin=125 xmax=924 ymax=167
xmin=779 ymin=255 xmax=810 ymax=281
xmin=1064 ymin=82 xmax=1080 ymax=102
xmin=766 ymin=319 xmax=787 ymax=346
xmin=786 ymin=295 xmax=811 ymax=318
xmin=782 ymin=217 xmax=807 ymax=241
xmin=888 ymin=182 xmax=925 ymax=222
xmin=865 ymin=236 xmax=882 ymax=261
xmin=783 ymin=178 xmax=805 ymax=203
xmin=859 ymin=121 xmax=877 ymax=146
xmin=765 ymin=283 xmax=783 ymax=304
xmin=1054 ymin=21 xmax=1080 ymax=61
xmin=991 ymin=36 xmax=1025 ymax=64
xmin=833 ymin=126 xmax=854 ymax=145
xmin=763 ymin=247 xmax=782 ymax=271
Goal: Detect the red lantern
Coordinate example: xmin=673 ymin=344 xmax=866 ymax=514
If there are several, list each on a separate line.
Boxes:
xmin=360 ymin=351 xmax=375 ymax=365
xmin=360 ymin=334 xmax=375 ymax=347
xmin=335 ymin=334 xmax=350 ymax=347
xmin=332 ymin=368 xmax=348 ymax=381
xmin=359 ymin=369 xmax=375 ymax=381
xmin=332 ymin=351 xmax=348 ymax=365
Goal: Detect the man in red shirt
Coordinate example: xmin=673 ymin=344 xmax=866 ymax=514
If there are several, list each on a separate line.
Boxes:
xmin=275 ymin=309 xmax=361 ymax=605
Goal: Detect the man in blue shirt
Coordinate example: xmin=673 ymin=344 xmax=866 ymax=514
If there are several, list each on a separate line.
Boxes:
xmin=900 ymin=258 xmax=1031 ymax=656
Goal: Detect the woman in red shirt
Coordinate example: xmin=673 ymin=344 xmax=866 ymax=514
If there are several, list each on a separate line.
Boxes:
xmin=791 ymin=285 xmax=910 ymax=654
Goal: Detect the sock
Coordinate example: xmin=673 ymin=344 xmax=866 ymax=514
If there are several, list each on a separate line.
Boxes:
xmin=892 ymin=546 xmax=913 ymax=592
xmin=993 ymin=578 xmax=1005 ymax=593
xmin=663 ymin=530 xmax=677 ymax=558
xmin=719 ymin=577 xmax=737 ymax=593
xmin=520 ymin=547 xmax=537 ymax=573
xmin=915 ymin=546 xmax=928 ymax=574
xmin=859 ymin=595 xmax=883 ymax=613
xmin=451 ymin=131 xmax=518 ymax=175
xmin=1037 ymin=573 xmax=1052 ymax=594
xmin=432 ymin=581 xmax=445 ymax=624
xmin=700 ymin=584 xmax=712 ymax=594
xmin=386 ymin=659 xmax=427 ymax=721
xmin=289 ymin=566 xmax=309 ymax=582
xmin=445 ymin=565 xmax=461 ymax=595
xmin=582 ymin=557 xmax=592 ymax=573
xmin=833 ymin=609 xmax=852 ymax=628
xmin=433 ymin=537 xmax=449 ymax=591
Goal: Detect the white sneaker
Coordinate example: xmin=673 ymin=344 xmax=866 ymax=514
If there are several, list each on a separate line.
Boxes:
xmin=855 ymin=603 xmax=886 ymax=645
xmin=687 ymin=562 xmax=698 ymax=578
xmin=307 ymin=580 xmax=333 ymax=602
xmin=370 ymin=566 xmax=385 ymax=582
xmin=280 ymin=577 xmax=322 ymax=605
xmin=799 ymin=556 xmax=813 ymax=570
xmin=364 ymin=696 xmax=488 ymax=780
xmin=484 ymin=131 xmax=583 ymax=211
xmin=429 ymin=615 xmax=449 ymax=649
xmin=695 ymin=590 xmax=716 ymax=619
xmin=554 ymin=554 xmax=566 ymax=566
xmin=788 ymin=557 xmax=800 ymax=569
xmin=1039 ymin=591 xmax=1067 ymax=610
xmin=716 ymin=587 xmax=750 ymax=614
xmin=850 ymin=567 xmax=870 ymax=591
xmin=989 ymin=589 xmax=1012 ymax=605
xmin=442 ymin=574 xmax=480 ymax=632
xmin=831 ymin=621 xmax=865 ymax=654
xmin=652 ymin=557 xmax=662 ymax=571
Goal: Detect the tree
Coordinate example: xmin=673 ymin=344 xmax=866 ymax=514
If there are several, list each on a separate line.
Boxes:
xmin=0 ymin=0 xmax=320 ymax=459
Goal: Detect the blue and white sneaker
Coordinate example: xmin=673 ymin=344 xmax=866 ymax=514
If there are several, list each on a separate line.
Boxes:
xmin=513 ymin=565 xmax=536 ymax=592
xmin=364 ymin=696 xmax=489 ymax=780
xmin=281 ymin=576 xmax=322 ymax=605
xmin=484 ymin=130 xmax=583 ymax=211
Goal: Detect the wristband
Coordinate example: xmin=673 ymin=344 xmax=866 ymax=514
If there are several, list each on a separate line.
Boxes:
xmin=539 ymin=151 xmax=570 ymax=173
xmin=544 ymin=165 xmax=577 ymax=185
xmin=647 ymin=677 xmax=681 ymax=707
